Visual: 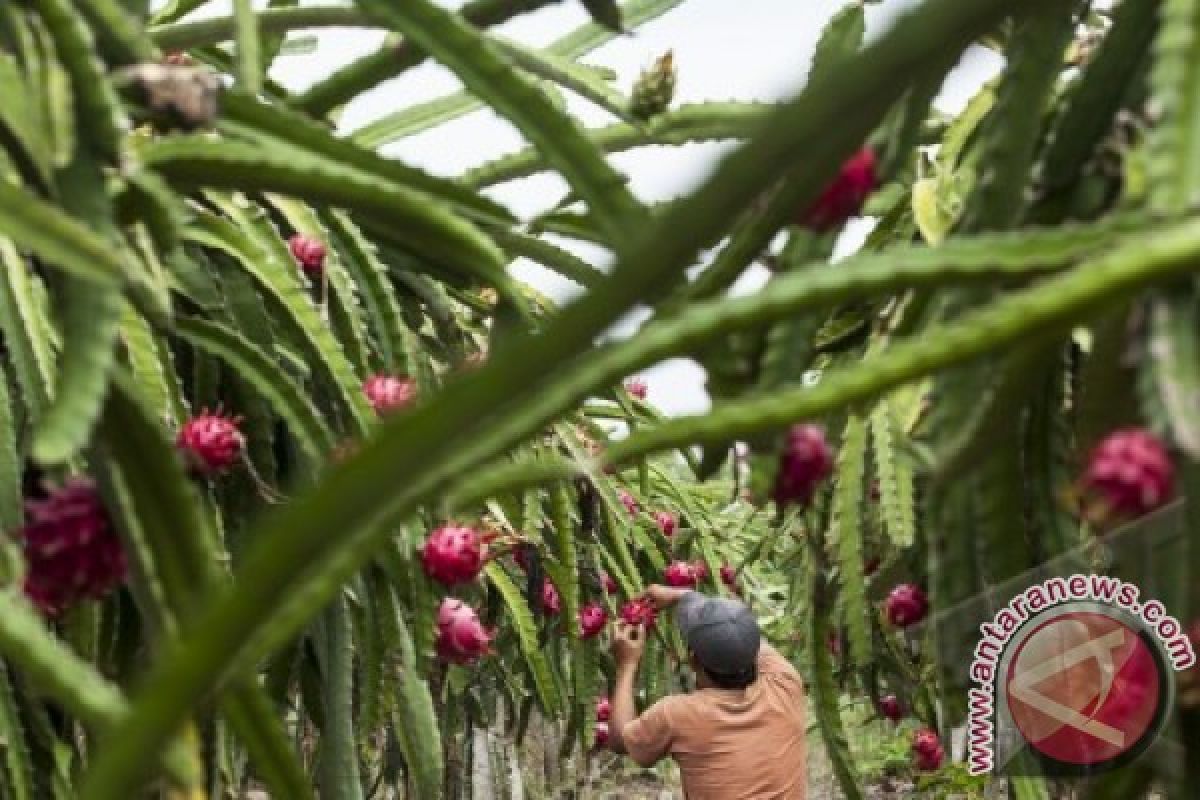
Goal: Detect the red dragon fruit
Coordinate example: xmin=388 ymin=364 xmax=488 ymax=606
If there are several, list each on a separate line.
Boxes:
xmin=664 ymin=561 xmax=698 ymax=588
xmin=620 ymin=598 xmax=657 ymax=628
xmin=653 ymin=511 xmax=677 ymax=537
xmin=19 ymin=480 xmax=127 ymax=616
xmin=772 ymin=424 xmax=834 ymax=508
xmin=618 ymin=489 xmax=640 ymax=516
xmin=288 ymin=233 xmax=327 ymax=277
xmin=1081 ymin=429 xmax=1174 ymax=519
xmin=176 ymin=411 xmax=244 ymax=475
xmin=885 ymin=583 xmax=928 ymax=628
xmin=594 ymin=721 xmax=610 ymax=748
xmin=421 ymin=525 xmax=485 ymax=586
xmin=879 ymin=694 xmax=904 ymax=722
xmin=600 ymin=571 xmax=618 ymax=595
xmin=625 ymin=378 xmax=648 ymax=400
xmin=596 ymin=696 xmax=611 ymax=722
xmin=692 ymin=561 xmax=710 ymax=581
xmin=912 ymin=728 xmax=944 ymax=771
xmin=720 ymin=564 xmax=737 ymax=588
xmin=797 ymin=147 xmax=877 ymax=232
xmin=435 ymin=598 xmax=493 ymax=665
xmin=363 ymin=374 xmax=417 ymax=416
xmin=579 ymin=602 xmax=608 ymax=639
xmin=541 ymin=579 xmax=561 ymax=615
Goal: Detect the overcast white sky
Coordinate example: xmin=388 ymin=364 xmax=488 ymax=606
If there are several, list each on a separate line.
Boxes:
xmin=187 ymin=0 xmax=1002 ymax=415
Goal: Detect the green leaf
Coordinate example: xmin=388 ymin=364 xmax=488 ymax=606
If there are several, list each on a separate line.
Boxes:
xmin=356 ymin=0 xmax=644 ymax=245
xmin=316 ymin=598 xmax=364 ymax=800
xmin=1148 ymin=0 xmax=1200 ymax=214
xmin=0 ymin=375 xmax=20 ymax=532
xmin=580 ymin=0 xmax=622 ymax=32
xmin=33 ymin=281 xmax=122 ymax=464
xmin=484 ymin=565 xmax=562 ymax=715
xmin=381 ymin=583 xmax=442 ymax=798
xmin=232 ymin=0 xmax=261 ymax=95
xmin=1150 ymin=289 xmax=1200 ymax=458
xmin=808 ymin=567 xmax=863 ymax=800
xmin=0 ymin=661 xmax=35 ymax=800
xmin=0 ymin=183 xmax=127 ymax=286
xmin=869 ymin=401 xmax=917 ymax=548
xmin=217 ymin=684 xmax=314 ymax=800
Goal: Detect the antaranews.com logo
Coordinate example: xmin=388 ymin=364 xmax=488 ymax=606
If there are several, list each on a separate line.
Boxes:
xmin=967 ymin=574 xmax=1196 ymax=777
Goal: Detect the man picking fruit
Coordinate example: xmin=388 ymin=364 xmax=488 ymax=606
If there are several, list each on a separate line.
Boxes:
xmin=606 ymin=584 xmax=808 ymax=798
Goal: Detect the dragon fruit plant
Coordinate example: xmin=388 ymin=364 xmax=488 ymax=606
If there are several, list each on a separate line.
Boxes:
xmin=0 ymin=0 xmax=1195 ymax=798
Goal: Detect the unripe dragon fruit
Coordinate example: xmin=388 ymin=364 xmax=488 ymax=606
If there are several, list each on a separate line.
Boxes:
xmin=773 ymin=424 xmax=834 ymax=508
xmin=176 ymin=411 xmax=244 ymax=475
xmin=720 ymin=564 xmax=737 ymax=588
xmin=1082 ymin=429 xmax=1173 ymax=518
xmin=653 ymin=510 xmax=677 ymax=537
xmin=435 ymin=598 xmax=493 ymax=665
xmin=625 ymin=378 xmax=648 ymax=400
xmin=630 ymin=51 xmax=675 ymax=120
xmin=885 ymin=583 xmax=928 ymax=628
xmin=618 ymin=489 xmax=640 ymax=516
xmin=579 ymin=602 xmax=608 ymax=639
xmin=798 ymin=147 xmax=877 ymax=232
xmin=363 ymin=374 xmax=417 ymax=416
xmin=594 ymin=721 xmax=610 ymax=748
xmin=600 ymin=571 xmax=618 ymax=595
xmin=541 ymin=579 xmax=561 ymax=615
xmin=421 ymin=525 xmax=485 ymax=586
xmin=912 ymin=729 xmax=944 ymax=771
xmin=620 ymin=598 xmax=657 ymax=628
xmin=879 ymin=694 xmax=903 ymax=722
xmin=596 ymin=695 xmax=611 ymax=722
xmin=19 ymin=480 xmax=127 ymax=616
xmin=664 ymin=561 xmax=698 ymax=588
xmin=288 ymin=233 xmax=326 ymax=277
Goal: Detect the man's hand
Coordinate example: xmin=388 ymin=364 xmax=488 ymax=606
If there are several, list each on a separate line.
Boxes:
xmin=611 ymin=620 xmax=646 ymax=668
xmin=645 ymin=584 xmax=689 ymax=611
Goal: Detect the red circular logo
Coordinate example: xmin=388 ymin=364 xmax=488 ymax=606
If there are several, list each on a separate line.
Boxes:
xmin=1005 ymin=610 xmax=1164 ymax=767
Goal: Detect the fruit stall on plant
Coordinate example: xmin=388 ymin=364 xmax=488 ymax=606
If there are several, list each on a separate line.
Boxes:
xmin=0 ymin=0 xmax=1199 ymax=797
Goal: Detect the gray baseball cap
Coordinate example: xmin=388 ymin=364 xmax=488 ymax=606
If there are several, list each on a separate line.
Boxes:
xmin=675 ymin=592 xmax=760 ymax=678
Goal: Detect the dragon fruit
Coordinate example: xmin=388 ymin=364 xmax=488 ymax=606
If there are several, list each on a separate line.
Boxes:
xmin=579 ymin=602 xmax=608 ymax=639
xmin=596 ymin=695 xmax=611 ymax=722
xmin=435 ymin=598 xmax=493 ymax=665
xmin=885 ymin=583 xmax=928 ymax=628
xmin=1082 ymin=429 xmax=1173 ymax=519
xmin=912 ymin=729 xmax=944 ymax=771
xmin=879 ymin=694 xmax=903 ymax=722
xmin=797 ymin=147 xmax=877 ymax=232
xmin=421 ymin=525 xmax=485 ymax=586
xmin=625 ymin=378 xmax=648 ymax=400
xmin=599 ymin=571 xmax=618 ymax=595
xmin=541 ymin=579 xmax=561 ymax=615
xmin=288 ymin=233 xmax=326 ymax=277
xmin=363 ymin=374 xmax=417 ymax=416
xmin=720 ymin=564 xmax=737 ymax=588
xmin=773 ymin=424 xmax=834 ymax=508
xmin=19 ymin=480 xmax=127 ymax=616
xmin=594 ymin=721 xmax=610 ymax=748
xmin=692 ymin=561 xmax=710 ymax=581
xmin=653 ymin=511 xmax=677 ymax=537
xmin=664 ymin=561 xmax=698 ymax=588
xmin=618 ymin=489 xmax=640 ymax=516
xmin=620 ymin=598 xmax=657 ymax=628
xmin=176 ymin=411 xmax=244 ymax=475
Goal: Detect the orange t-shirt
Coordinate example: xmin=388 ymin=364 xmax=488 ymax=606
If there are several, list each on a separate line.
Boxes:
xmin=622 ymin=643 xmax=807 ymax=799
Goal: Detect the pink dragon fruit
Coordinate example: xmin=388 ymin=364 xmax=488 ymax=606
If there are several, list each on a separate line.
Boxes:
xmin=600 ymin=571 xmax=618 ymax=595
xmin=772 ymin=424 xmax=834 ymax=508
xmin=664 ymin=561 xmax=698 ymax=588
xmin=912 ymin=729 xmax=944 ymax=771
xmin=363 ymin=374 xmax=417 ymax=416
xmin=879 ymin=694 xmax=903 ymax=722
xmin=176 ymin=411 xmax=244 ymax=475
xmin=288 ymin=233 xmax=326 ymax=277
xmin=435 ymin=598 xmax=493 ymax=665
xmin=1082 ymin=429 xmax=1174 ymax=519
xmin=594 ymin=721 xmax=610 ymax=748
xmin=541 ymin=579 xmax=561 ymax=615
xmin=617 ymin=489 xmax=640 ymax=516
xmin=692 ymin=561 xmax=710 ymax=581
xmin=620 ymin=598 xmax=657 ymax=628
xmin=625 ymin=378 xmax=648 ymax=400
xmin=885 ymin=583 xmax=928 ymax=628
xmin=20 ymin=480 xmax=127 ymax=616
xmin=653 ymin=511 xmax=677 ymax=537
xmin=720 ymin=564 xmax=737 ymax=588
xmin=798 ymin=147 xmax=877 ymax=232
xmin=596 ymin=695 xmax=611 ymax=722
xmin=579 ymin=602 xmax=608 ymax=639
xmin=421 ymin=525 xmax=485 ymax=586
